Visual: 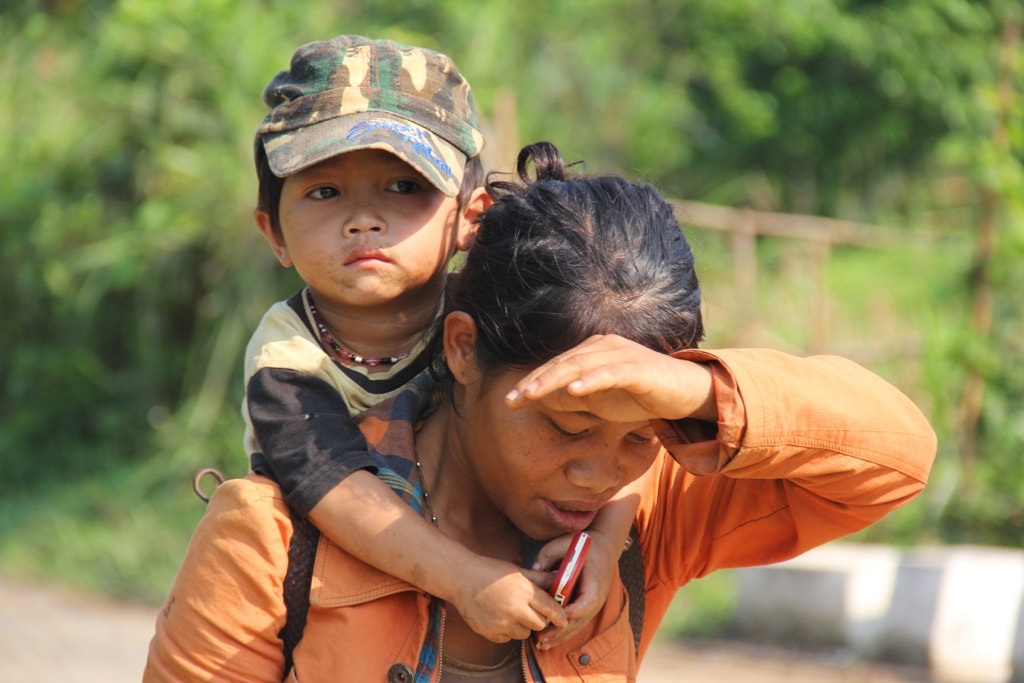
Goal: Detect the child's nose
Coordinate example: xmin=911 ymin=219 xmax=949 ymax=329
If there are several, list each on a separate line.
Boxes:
xmin=343 ymin=200 xmax=386 ymax=235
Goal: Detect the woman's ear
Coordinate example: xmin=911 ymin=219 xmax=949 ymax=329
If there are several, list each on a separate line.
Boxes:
xmin=443 ymin=311 xmax=482 ymax=385
xmin=254 ymin=210 xmax=293 ymax=267
xmin=455 ymin=187 xmax=493 ymax=252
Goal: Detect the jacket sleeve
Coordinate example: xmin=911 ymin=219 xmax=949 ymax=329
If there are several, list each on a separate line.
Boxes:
xmin=641 ymin=347 xmax=936 ymax=586
xmin=248 ymin=367 xmax=375 ymax=517
xmin=143 ymin=476 xmax=292 ymax=683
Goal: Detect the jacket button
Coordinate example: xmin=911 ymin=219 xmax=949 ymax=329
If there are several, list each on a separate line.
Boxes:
xmin=387 ymin=663 xmax=414 ymax=683
xmin=578 ymin=653 xmax=591 ymax=666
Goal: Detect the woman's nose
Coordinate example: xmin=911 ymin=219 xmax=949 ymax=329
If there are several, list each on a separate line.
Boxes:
xmin=565 ymin=457 xmax=622 ymax=493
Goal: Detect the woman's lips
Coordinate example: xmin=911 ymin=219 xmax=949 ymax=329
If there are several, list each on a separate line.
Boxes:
xmin=543 ymin=499 xmax=599 ymax=534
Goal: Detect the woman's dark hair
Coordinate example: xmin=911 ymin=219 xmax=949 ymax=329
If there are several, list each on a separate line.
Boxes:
xmin=446 ymin=141 xmax=704 ymax=375
xmin=254 ymin=140 xmax=484 ymax=235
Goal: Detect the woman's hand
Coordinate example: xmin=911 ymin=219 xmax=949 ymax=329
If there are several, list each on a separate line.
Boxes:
xmin=530 ymin=528 xmax=618 ymax=650
xmin=505 ymin=334 xmax=716 ymax=423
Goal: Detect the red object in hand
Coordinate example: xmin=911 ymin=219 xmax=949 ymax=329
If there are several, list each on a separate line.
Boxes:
xmin=550 ymin=531 xmax=591 ymax=606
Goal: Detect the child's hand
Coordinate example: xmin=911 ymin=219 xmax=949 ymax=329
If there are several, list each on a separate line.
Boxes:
xmin=531 ymin=528 xmax=618 ymax=650
xmin=449 ymin=555 xmax=567 ymax=643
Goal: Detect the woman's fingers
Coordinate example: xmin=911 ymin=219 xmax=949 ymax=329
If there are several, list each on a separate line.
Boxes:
xmin=507 ymin=337 xmax=645 ymax=403
xmin=506 ymin=335 xmax=705 ymax=421
xmin=531 ymin=535 xmax=572 ymax=572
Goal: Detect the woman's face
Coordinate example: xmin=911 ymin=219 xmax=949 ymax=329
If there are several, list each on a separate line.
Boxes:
xmin=450 ymin=349 xmax=661 ymax=542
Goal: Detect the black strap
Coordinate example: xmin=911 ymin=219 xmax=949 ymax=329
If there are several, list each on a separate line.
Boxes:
xmin=619 ymin=525 xmax=646 ymax=655
xmin=279 ymin=508 xmax=320 ymax=679
xmin=195 ymin=469 xmax=321 ymax=681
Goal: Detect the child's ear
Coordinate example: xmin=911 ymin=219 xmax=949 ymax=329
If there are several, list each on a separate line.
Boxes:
xmin=455 ymin=187 xmax=493 ymax=252
xmin=254 ymin=209 xmax=293 ymax=267
xmin=443 ymin=311 xmax=482 ymax=385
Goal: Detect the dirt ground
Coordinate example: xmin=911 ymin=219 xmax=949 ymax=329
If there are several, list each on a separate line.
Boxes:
xmin=0 ymin=576 xmax=933 ymax=682
xmin=639 ymin=639 xmax=933 ymax=683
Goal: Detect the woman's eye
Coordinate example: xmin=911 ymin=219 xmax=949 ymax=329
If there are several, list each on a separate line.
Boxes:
xmin=550 ymin=420 xmax=588 ymax=440
xmin=308 ymin=187 xmax=339 ymax=200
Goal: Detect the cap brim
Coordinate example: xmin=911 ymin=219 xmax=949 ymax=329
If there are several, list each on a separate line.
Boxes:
xmin=262 ymin=112 xmax=466 ymax=196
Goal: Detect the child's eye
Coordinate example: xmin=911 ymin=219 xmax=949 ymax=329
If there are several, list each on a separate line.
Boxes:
xmin=388 ymin=179 xmax=421 ymax=194
xmin=308 ymin=187 xmax=339 ymax=200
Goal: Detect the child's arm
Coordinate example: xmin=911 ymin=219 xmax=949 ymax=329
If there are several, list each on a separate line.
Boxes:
xmin=248 ymin=368 xmax=565 ymax=642
xmin=309 ymin=471 xmax=567 ymax=642
xmin=530 ymin=471 xmax=647 ymax=650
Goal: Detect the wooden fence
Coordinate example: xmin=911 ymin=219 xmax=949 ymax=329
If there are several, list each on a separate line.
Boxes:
xmin=670 ymin=199 xmax=937 ymax=355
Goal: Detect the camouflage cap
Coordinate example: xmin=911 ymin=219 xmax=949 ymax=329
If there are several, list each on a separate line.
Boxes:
xmin=257 ymin=35 xmax=485 ymax=197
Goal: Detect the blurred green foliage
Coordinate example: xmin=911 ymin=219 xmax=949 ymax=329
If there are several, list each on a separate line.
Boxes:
xmin=1 ymin=0 xmax=1023 ymax=603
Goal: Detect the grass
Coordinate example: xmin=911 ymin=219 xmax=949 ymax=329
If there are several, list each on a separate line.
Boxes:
xmin=0 ymin=461 xmax=206 ymax=604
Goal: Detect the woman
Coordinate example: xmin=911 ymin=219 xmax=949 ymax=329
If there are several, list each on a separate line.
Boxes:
xmin=144 ymin=142 xmax=935 ymax=682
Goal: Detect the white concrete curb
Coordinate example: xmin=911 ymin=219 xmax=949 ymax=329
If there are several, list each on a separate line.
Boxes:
xmin=735 ymin=543 xmax=1024 ymax=683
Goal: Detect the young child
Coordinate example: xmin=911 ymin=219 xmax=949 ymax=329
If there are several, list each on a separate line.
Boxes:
xmin=244 ymin=34 xmax=639 ymax=647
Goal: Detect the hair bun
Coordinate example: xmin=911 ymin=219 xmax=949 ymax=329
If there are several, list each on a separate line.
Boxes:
xmin=516 ymin=141 xmax=568 ymax=183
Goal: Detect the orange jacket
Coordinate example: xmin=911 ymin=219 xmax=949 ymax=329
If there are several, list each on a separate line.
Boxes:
xmin=144 ymin=348 xmax=935 ymax=682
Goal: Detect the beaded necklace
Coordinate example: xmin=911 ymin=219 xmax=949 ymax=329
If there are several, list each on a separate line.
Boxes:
xmin=305 ymin=289 xmax=412 ymax=367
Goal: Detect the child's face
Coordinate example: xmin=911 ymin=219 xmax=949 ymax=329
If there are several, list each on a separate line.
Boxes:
xmin=258 ymin=149 xmax=466 ymax=312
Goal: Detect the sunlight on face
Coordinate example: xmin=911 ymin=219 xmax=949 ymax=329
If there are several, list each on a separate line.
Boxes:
xmin=457 ymin=368 xmax=660 ymax=541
